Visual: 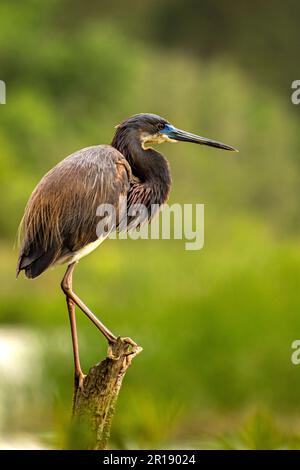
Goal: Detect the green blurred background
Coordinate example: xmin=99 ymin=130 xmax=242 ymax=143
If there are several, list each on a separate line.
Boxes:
xmin=1 ymin=0 xmax=300 ymax=449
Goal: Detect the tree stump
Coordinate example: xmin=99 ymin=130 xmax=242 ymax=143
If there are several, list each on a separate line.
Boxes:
xmin=72 ymin=337 xmax=142 ymax=450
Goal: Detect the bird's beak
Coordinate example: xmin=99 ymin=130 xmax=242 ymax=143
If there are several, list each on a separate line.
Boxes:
xmin=160 ymin=124 xmax=238 ymax=152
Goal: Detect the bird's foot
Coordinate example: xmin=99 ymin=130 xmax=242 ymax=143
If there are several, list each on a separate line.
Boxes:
xmin=107 ymin=340 xmax=118 ymax=360
xmin=75 ymin=371 xmax=86 ymax=391
xmin=107 ymin=337 xmax=142 ymax=361
xmin=121 ymin=337 xmax=143 ymax=356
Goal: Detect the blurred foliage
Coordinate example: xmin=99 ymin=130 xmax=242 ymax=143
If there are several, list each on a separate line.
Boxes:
xmin=211 ymin=409 xmax=300 ymax=450
xmin=0 ymin=0 xmax=300 ymax=450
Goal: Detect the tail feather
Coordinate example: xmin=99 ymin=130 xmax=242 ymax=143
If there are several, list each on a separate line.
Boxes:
xmin=17 ymin=244 xmax=58 ymax=279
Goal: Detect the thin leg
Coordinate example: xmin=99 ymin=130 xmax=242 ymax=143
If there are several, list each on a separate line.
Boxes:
xmin=66 ymin=296 xmax=84 ymax=385
xmin=61 ymin=262 xmax=117 ymax=344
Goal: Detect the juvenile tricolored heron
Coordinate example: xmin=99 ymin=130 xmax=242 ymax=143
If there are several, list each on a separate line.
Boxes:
xmin=17 ymin=113 xmax=237 ymax=386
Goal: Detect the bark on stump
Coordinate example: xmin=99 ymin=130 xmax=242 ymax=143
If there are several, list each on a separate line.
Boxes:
xmin=72 ymin=337 xmax=142 ymax=450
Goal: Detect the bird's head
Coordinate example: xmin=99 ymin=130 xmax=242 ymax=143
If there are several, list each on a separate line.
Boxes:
xmin=115 ymin=113 xmax=238 ymax=152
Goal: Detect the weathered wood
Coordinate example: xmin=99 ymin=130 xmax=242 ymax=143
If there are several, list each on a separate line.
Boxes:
xmin=72 ymin=337 xmax=142 ymax=450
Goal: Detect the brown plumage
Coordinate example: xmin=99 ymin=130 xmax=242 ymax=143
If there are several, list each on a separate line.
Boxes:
xmin=17 ymin=145 xmax=131 ymax=278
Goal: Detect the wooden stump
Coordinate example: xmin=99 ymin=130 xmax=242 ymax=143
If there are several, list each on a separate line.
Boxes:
xmin=72 ymin=337 xmax=142 ymax=450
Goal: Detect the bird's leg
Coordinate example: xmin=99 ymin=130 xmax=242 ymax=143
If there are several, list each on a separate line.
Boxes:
xmin=62 ymin=264 xmax=85 ymax=389
xmin=62 ymin=263 xmax=140 ymax=360
xmin=61 ymin=263 xmax=118 ymax=353
xmin=66 ymin=296 xmax=86 ymax=389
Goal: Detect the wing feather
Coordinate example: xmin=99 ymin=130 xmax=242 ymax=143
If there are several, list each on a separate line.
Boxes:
xmin=17 ymin=145 xmax=131 ymax=278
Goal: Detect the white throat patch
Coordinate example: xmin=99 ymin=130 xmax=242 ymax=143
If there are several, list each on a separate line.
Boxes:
xmin=140 ymin=132 xmax=178 ymax=150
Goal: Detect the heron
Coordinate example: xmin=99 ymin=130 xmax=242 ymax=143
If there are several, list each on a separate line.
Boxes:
xmin=17 ymin=113 xmax=237 ymax=387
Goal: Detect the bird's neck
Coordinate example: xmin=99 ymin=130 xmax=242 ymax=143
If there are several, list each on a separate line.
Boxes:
xmin=112 ymin=128 xmax=172 ymax=204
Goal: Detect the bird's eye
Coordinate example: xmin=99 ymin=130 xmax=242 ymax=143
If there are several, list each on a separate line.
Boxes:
xmin=157 ymin=123 xmax=165 ymax=131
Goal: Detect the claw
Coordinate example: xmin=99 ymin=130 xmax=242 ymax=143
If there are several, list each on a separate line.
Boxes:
xmin=107 ymin=340 xmax=120 ymax=360
xmin=121 ymin=336 xmax=137 ymax=347
xmin=107 ymin=337 xmax=142 ymax=360
xmin=121 ymin=337 xmax=143 ymax=356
